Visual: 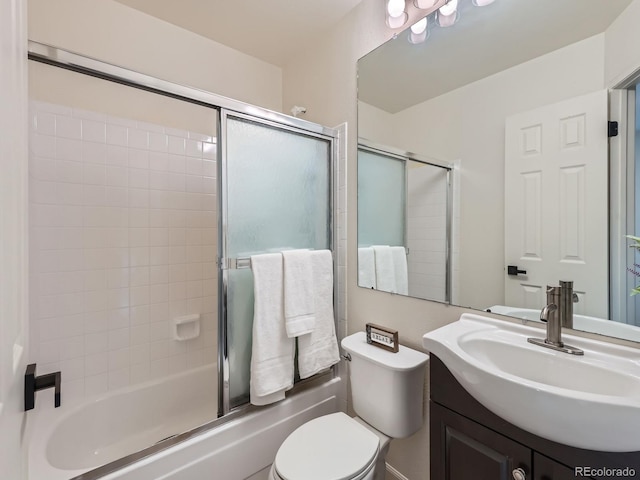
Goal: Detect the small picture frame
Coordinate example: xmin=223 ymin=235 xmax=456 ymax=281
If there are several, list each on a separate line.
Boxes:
xmin=366 ymin=323 xmax=399 ymax=353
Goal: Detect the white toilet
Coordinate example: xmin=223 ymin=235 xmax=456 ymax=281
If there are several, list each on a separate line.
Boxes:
xmin=268 ymin=331 xmax=429 ymax=480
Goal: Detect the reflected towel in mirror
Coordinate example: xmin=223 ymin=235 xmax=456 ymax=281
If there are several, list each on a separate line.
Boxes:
xmin=358 ymin=247 xmax=377 ymax=289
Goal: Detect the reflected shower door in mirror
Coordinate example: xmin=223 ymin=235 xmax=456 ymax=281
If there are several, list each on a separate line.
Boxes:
xmin=357 ymin=142 xmax=453 ymax=303
xmin=356 ymin=0 xmax=640 ymax=342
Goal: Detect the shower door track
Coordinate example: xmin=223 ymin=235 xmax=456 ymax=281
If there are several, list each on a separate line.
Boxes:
xmin=27 ymin=40 xmax=340 ymax=480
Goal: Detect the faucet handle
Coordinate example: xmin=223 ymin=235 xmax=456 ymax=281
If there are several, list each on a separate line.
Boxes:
xmin=572 ymin=292 xmax=579 ymax=303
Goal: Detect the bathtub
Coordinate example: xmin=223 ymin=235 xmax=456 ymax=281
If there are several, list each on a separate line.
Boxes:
xmin=29 ymin=365 xmax=341 ymax=480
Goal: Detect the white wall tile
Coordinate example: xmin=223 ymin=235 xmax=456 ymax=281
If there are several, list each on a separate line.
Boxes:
xmin=32 ymin=134 xmax=56 ymax=158
xmin=35 ymin=112 xmax=56 ymax=136
xmin=56 ymin=116 xmax=82 ymax=140
xmin=30 ymin=102 xmax=217 ymax=401
xmin=56 ymin=138 xmax=82 ymax=163
xmin=128 ymin=130 xmax=149 ymax=150
xmin=73 ymin=108 xmax=106 ymax=123
xmin=106 ymin=145 xmax=128 ymax=167
xmin=82 ymin=119 xmax=106 ymax=143
xmin=83 ymin=142 xmax=107 ymax=164
xmin=168 ymin=136 xmax=185 ymax=155
xmin=85 ymin=373 xmax=108 ymax=397
xmin=106 ymin=124 xmax=128 ymax=146
xmin=57 ymin=160 xmax=83 ymax=183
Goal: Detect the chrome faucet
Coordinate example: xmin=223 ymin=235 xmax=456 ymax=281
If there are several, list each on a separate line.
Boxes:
xmin=527 ymin=286 xmax=584 ymax=355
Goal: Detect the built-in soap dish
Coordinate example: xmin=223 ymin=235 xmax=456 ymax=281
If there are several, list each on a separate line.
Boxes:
xmin=172 ymin=314 xmax=200 ymax=341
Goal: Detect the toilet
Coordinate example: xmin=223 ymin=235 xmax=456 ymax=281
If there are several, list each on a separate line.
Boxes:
xmin=268 ymin=331 xmax=429 ymax=480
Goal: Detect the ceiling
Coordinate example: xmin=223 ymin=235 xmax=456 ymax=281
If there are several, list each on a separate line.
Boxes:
xmin=114 ymin=0 xmax=364 ymax=67
xmin=358 ymin=0 xmax=634 ymax=113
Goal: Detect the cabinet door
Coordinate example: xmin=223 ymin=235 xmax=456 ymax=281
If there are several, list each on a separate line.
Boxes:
xmin=534 ymin=452 xmax=592 ymax=480
xmin=431 ymin=402 xmax=531 ymax=480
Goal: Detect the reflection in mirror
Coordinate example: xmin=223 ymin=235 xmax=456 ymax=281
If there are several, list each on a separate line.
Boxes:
xmin=357 ymin=143 xmax=452 ymax=302
xmin=357 ymin=0 xmax=640 ymax=342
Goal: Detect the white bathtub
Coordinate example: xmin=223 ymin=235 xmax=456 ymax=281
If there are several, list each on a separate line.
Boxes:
xmin=29 ymin=365 xmax=341 ymax=479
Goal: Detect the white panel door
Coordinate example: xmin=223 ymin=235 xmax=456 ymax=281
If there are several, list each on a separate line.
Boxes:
xmin=0 ymin=0 xmax=29 ymax=478
xmin=504 ymin=90 xmax=608 ymax=319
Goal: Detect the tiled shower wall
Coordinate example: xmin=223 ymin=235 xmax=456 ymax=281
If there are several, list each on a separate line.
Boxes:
xmin=407 ymin=165 xmax=449 ymax=302
xmin=29 ymin=101 xmax=217 ymax=404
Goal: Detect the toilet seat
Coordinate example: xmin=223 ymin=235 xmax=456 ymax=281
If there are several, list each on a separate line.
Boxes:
xmin=273 ymin=412 xmax=380 ymax=480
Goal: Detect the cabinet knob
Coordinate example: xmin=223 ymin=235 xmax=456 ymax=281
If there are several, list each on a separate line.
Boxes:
xmin=512 ymin=467 xmax=526 ymax=480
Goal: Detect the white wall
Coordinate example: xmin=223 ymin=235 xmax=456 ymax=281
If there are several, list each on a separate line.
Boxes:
xmin=606 ymin=0 xmax=640 ymax=87
xmin=28 ymin=0 xmax=283 ymax=112
xmin=0 ymin=0 xmax=30 ymax=477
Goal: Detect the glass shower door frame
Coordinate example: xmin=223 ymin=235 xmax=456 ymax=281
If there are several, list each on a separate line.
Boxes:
xmin=218 ymin=110 xmax=338 ymax=415
xmin=26 ymin=40 xmax=341 ymax=479
xmin=357 ymin=140 xmax=454 ymax=304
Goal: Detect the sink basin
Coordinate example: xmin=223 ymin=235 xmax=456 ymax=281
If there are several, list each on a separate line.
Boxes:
xmin=423 ymin=313 xmax=640 ymax=452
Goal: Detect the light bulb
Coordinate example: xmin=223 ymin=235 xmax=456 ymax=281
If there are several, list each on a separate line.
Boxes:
xmin=409 ymin=29 xmax=428 ymax=44
xmin=410 ymin=17 xmax=428 ymax=35
xmin=437 ymin=0 xmax=458 ymax=27
xmin=387 ymin=0 xmax=406 ymax=17
xmin=386 ymin=12 xmax=408 ymax=28
xmin=413 ymin=0 xmax=437 ymax=9
xmin=472 ymin=0 xmax=495 ymax=5
xmin=439 ymin=0 xmax=458 ymax=16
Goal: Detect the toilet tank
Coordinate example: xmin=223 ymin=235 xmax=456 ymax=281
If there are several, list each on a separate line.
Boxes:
xmin=341 ymin=331 xmax=429 ymax=438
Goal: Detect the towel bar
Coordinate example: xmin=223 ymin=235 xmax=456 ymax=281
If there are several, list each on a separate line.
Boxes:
xmin=222 ymin=251 xmax=334 ymax=270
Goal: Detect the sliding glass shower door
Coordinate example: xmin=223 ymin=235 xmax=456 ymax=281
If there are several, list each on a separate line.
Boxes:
xmin=220 ymin=112 xmax=333 ymax=411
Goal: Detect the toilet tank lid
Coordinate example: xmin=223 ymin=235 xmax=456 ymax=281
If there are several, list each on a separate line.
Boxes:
xmin=341 ymin=332 xmax=429 ymax=371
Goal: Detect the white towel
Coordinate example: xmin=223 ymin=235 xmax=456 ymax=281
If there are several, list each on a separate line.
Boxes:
xmin=373 ymin=245 xmax=396 ymax=293
xmin=298 ymin=250 xmax=340 ymax=379
xmin=391 ymin=246 xmax=409 ymax=295
xmin=249 ymin=253 xmax=294 ymax=406
xmin=358 ymin=247 xmax=377 ymax=289
xmin=282 ymin=249 xmax=316 ymax=337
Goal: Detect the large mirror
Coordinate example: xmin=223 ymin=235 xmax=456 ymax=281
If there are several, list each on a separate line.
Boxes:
xmin=357 ymin=0 xmax=640 ymax=341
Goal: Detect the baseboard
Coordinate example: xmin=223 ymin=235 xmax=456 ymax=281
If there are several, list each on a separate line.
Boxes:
xmin=385 ymin=462 xmax=410 ymax=480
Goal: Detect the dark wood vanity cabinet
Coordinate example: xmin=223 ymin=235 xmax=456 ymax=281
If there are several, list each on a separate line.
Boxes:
xmin=431 ymin=401 xmax=531 ymax=480
xmin=429 ymin=356 xmax=640 ymax=480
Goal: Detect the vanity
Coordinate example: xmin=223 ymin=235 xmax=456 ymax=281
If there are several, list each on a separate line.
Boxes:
xmin=424 ymin=314 xmax=640 ymax=480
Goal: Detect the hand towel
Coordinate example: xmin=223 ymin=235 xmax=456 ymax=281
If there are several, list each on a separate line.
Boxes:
xmin=282 ymin=249 xmax=316 ymax=337
xmin=249 ymin=253 xmax=294 ymax=406
xmin=298 ymin=250 xmax=340 ymax=379
xmin=358 ymin=247 xmax=377 ymax=289
xmin=391 ymin=246 xmax=409 ymax=295
xmin=373 ymin=245 xmax=397 ymax=293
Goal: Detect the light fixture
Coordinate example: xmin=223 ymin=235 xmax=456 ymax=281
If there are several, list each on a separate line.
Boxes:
xmin=408 ymin=16 xmax=429 ymax=44
xmin=386 ymin=0 xmax=408 ymax=28
xmin=437 ymin=0 xmax=459 ymax=27
xmin=413 ymin=0 xmax=438 ymax=9
xmin=388 ymin=0 xmax=498 ymax=40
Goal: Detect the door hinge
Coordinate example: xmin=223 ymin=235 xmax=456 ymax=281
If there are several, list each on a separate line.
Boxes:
xmin=608 ymin=121 xmax=619 ymax=138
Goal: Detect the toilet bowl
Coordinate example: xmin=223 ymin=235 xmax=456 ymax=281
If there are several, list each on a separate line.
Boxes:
xmin=268 ymin=332 xmax=428 ymax=480
xmin=268 ymin=413 xmax=390 ymax=480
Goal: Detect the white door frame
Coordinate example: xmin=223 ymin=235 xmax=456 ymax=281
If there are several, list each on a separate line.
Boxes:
xmin=0 ymin=0 xmax=29 ymax=477
xmin=609 ymin=88 xmax=636 ymax=323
